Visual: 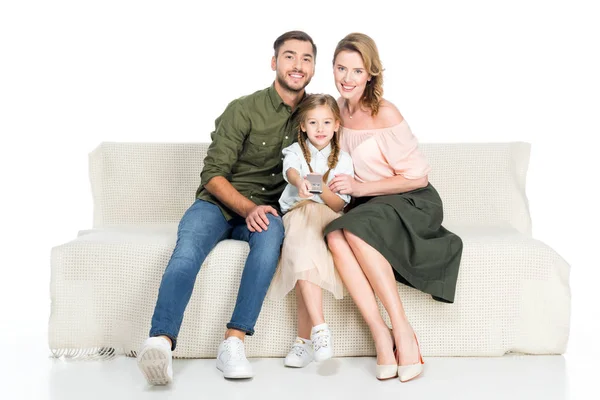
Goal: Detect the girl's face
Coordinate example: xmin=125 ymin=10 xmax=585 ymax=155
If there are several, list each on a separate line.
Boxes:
xmin=301 ymin=105 xmax=340 ymax=151
xmin=333 ymin=50 xmax=371 ymax=102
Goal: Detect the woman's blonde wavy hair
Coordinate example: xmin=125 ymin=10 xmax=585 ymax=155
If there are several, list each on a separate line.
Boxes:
xmin=333 ymin=33 xmax=384 ymax=116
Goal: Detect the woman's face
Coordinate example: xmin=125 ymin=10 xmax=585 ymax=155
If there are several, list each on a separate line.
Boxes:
xmin=333 ymin=50 xmax=370 ymax=102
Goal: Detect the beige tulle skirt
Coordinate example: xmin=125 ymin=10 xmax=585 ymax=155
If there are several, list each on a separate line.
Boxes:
xmin=268 ymin=200 xmax=344 ymax=300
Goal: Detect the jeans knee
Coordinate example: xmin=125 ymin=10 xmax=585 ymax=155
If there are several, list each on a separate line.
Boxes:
xmin=168 ymin=239 xmax=207 ymax=275
xmin=248 ymin=217 xmax=283 ymax=267
xmin=257 ymin=214 xmax=284 ymax=244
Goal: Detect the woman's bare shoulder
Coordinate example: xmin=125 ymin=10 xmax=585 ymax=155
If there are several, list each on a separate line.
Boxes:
xmin=375 ymin=99 xmax=405 ymax=127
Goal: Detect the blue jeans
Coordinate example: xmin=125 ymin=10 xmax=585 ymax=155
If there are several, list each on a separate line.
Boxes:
xmin=149 ymin=199 xmax=284 ymax=350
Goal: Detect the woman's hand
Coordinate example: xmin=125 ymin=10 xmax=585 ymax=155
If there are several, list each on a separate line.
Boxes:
xmin=329 ymin=174 xmax=362 ymax=196
xmin=297 ymin=178 xmax=313 ymax=198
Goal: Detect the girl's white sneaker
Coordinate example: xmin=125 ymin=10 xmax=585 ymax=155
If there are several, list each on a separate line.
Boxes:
xmin=311 ymin=323 xmax=334 ymax=362
xmin=284 ymin=337 xmax=314 ymax=368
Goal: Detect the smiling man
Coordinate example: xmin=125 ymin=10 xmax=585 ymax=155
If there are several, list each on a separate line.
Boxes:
xmin=136 ymin=31 xmax=316 ymax=384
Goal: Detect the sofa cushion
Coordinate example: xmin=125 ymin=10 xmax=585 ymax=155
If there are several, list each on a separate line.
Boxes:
xmin=49 ymin=224 xmax=569 ymax=357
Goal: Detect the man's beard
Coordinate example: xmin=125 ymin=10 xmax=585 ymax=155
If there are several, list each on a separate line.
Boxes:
xmin=276 ymin=71 xmax=309 ymax=93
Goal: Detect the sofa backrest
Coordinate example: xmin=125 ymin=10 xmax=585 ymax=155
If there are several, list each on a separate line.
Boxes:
xmin=89 ymin=142 xmax=532 ymax=235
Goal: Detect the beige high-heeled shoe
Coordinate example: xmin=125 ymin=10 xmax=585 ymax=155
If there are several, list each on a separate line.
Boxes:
xmin=376 ymin=363 xmax=398 ymax=380
xmin=398 ymin=333 xmax=424 ymax=382
xmin=376 ymin=330 xmax=398 ymax=380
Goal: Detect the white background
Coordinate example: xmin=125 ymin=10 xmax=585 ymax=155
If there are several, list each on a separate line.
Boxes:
xmin=0 ymin=0 xmax=599 ymax=397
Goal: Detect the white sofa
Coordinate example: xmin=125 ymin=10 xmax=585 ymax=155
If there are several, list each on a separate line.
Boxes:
xmin=49 ymin=142 xmax=571 ymax=359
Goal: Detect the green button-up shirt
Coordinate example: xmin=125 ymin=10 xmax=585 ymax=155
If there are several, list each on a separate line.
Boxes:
xmin=196 ymin=84 xmax=300 ymax=220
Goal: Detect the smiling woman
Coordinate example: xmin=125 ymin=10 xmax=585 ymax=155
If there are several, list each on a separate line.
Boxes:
xmin=333 ymin=34 xmax=383 ymax=121
xmin=324 ymin=32 xmax=463 ymax=382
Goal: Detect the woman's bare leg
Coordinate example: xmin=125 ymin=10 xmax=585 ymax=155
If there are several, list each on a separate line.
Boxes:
xmin=343 ymin=230 xmax=419 ymax=366
xmin=326 ymin=230 xmax=395 ymax=365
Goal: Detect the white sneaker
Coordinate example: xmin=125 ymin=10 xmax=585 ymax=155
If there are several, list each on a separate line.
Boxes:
xmin=311 ymin=323 xmax=333 ymax=362
xmin=216 ymin=337 xmax=253 ymax=379
xmin=137 ymin=336 xmax=173 ymax=385
xmin=284 ymin=337 xmax=314 ymax=368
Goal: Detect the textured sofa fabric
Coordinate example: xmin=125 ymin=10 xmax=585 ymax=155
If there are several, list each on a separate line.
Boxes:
xmin=49 ymin=142 xmax=570 ymax=358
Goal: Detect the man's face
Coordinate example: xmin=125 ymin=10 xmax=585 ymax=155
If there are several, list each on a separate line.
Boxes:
xmin=271 ymin=39 xmax=315 ymax=93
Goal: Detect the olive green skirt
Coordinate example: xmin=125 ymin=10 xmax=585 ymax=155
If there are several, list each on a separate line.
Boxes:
xmin=323 ymin=183 xmax=462 ymax=303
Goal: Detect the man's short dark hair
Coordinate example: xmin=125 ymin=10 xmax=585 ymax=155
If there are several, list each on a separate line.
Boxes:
xmin=273 ymin=31 xmax=317 ymax=61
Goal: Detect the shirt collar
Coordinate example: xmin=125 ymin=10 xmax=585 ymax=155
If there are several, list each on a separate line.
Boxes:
xmin=307 ymin=141 xmax=332 ymax=158
xmin=268 ymin=83 xmax=307 ymax=113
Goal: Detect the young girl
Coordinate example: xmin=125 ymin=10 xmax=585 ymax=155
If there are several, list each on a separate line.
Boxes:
xmin=268 ymin=94 xmax=354 ymax=367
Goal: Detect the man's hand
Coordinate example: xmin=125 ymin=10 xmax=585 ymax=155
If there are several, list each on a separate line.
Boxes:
xmin=297 ymin=178 xmax=313 ymax=199
xmin=329 ymin=174 xmax=361 ymax=196
xmin=246 ymin=205 xmax=279 ymax=232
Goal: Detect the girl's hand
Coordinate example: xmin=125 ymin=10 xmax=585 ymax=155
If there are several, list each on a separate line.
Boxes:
xmin=329 ymin=174 xmax=361 ymax=196
xmin=297 ymin=179 xmax=313 ymax=198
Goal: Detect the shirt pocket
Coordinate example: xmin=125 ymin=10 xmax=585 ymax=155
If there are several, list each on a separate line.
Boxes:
xmin=243 ymin=134 xmax=282 ymax=166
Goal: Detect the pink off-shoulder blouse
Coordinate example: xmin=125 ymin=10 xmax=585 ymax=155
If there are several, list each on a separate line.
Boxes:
xmin=340 ymin=119 xmax=431 ymax=183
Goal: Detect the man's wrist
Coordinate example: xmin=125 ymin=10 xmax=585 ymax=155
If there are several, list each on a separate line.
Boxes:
xmin=243 ymin=202 xmax=256 ymax=218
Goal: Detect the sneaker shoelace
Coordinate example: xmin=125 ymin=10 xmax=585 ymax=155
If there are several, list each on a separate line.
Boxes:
xmin=312 ymin=330 xmax=330 ymax=352
xmin=290 ymin=343 xmax=308 ymax=358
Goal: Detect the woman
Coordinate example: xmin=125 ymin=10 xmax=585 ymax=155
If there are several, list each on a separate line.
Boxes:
xmin=324 ymin=33 xmax=463 ymax=382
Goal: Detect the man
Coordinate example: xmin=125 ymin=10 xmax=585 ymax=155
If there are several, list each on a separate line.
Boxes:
xmin=137 ymin=31 xmax=317 ymax=384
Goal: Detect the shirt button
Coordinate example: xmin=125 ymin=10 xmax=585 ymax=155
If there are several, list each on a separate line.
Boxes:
xmin=250 ymin=195 xmax=253 ymax=199
xmin=271 ymin=173 xmax=275 ymax=176
xmin=262 ymin=142 xmax=266 ymax=145
xmin=285 ymin=136 xmax=288 ymax=139
xmin=262 ymin=187 xmax=265 ymax=191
